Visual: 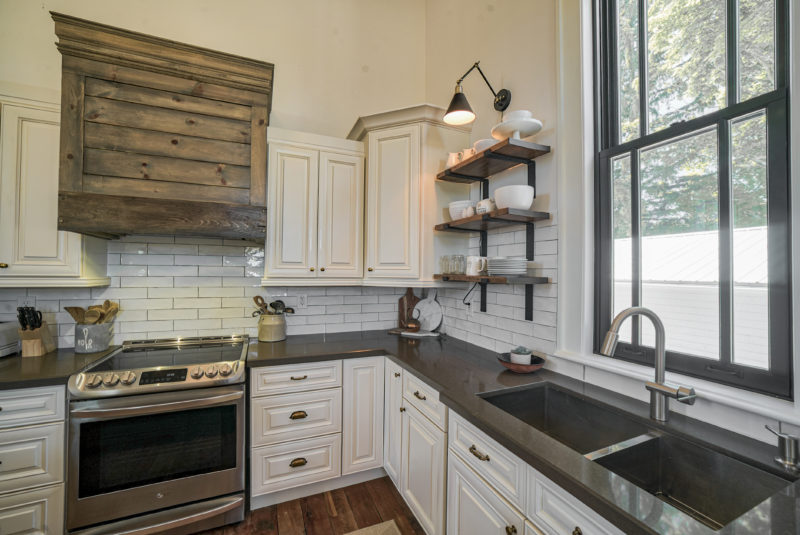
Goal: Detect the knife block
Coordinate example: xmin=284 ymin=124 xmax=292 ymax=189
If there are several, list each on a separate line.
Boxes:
xmin=18 ymin=321 xmax=57 ymax=357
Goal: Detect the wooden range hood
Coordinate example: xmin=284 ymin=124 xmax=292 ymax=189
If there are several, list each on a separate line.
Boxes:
xmin=52 ymin=12 xmax=273 ymax=240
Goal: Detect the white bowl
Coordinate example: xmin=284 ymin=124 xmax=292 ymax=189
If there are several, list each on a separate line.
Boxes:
xmin=510 ymin=352 xmax=532 ymax=365
xmin=449 ymin=200 xmax=474 ymax=220
xmin=504 ymin=110 xmax=533 ymax=122
xmin=494 ymin=185 xmax=534 ymax=210
xmin=473 ymin=138 xmax=495 ymax=153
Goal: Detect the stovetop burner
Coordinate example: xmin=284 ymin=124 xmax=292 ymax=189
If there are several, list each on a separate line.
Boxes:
xmin=68 ymin=335 xmax=249 ymax=399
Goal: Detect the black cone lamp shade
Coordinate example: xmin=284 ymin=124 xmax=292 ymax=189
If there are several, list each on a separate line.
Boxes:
xmin=442 ymin=61 xmax=511 ymax=126
xmin=443 ymin=85 xmax=475 ymax=126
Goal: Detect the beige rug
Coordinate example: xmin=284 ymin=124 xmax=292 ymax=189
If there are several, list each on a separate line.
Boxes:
xmin=346 ymin=519 xmax=402 ymax=535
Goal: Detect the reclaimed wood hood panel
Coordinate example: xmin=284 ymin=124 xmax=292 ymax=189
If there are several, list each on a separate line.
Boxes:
xmin=52 ymin=12 xmax=274 ymax=240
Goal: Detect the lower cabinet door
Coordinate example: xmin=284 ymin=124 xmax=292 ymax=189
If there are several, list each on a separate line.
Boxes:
xmin=384 ymin=360 xmax=404 ymax=487
xmin=342 ymin=357 xmax=384 ymax=475
xmin=0 ymin=484 xmax=63 ymax=535
xmin=401 ymin=403 xmax=446 ymax=535
xmin=447 ymin=452 xmax=525 ymax=535
xmin=251 ymin=434 xmax=341 ymax=496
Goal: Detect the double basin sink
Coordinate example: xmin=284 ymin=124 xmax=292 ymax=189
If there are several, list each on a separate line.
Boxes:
xmin=480 ymin=383 xmax=795 ymax=531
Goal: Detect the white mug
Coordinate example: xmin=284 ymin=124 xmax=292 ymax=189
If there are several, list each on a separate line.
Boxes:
xmin=446 ymin=152 xmax=461 ymax=168
xmin=461 ymin=206 xmax=475 ymax=218
xmin=466 ymin=256 xmax=488 ymax=276
xmin=476 ymin=198 xmax=496 ymax=214
xmin=461 ymin=148 xmax=476 ymax=159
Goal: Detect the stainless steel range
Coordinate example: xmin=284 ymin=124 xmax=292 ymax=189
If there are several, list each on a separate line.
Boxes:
xmin=66 ymin=335 xmax=248 ymax=535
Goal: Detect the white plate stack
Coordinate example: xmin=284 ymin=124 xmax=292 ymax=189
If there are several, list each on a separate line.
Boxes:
xmin=488 ymin=257 xmax=528 ymax=276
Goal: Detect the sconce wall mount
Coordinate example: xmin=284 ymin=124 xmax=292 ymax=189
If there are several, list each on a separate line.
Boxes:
xmin=443 ymin=61 xmax=510 ymax=125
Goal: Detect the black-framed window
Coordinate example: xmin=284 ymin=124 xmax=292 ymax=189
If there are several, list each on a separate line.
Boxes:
xmin=594 ymin=0 xmax=792 ymax=398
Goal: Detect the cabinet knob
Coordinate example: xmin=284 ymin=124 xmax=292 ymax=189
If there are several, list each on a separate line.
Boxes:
xmin=505 ymin=526 xmax=517 ymax=535
xmin=399 ymin=407 xmax=406 ymax=412
xmin=572 ymin=528 xmax=582 ymax=535
xmin=367 ymin=267 xmax=373 ymax=272
xmin=309 ymin=267 xmax=315 ymax=272
xmin=320 ymin=267 xmax=325 ymax=272
xmin=0 ymin=263 xmax=7 ymax=269
xmin=394 ymin=372 xmax=401 ymax=378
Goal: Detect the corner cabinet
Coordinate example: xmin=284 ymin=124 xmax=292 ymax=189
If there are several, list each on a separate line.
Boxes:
xmin=0 ymin=100 xmax=108 ymax=287
xmin=262 ymin=128 xmax=364 ymax=285
xmin=342 ymin=357 xmax=384 ymax=475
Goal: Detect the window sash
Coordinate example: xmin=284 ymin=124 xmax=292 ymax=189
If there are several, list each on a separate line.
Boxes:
xmin=593 ymin=0 xmax=792 ymax=398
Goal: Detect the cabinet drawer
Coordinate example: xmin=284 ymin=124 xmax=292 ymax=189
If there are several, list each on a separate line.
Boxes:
xmin=449 ymin=412 xmax=526 ymax=510
xmin=0 ymin=483 xmax=64 ymax=535
xmin=251 ymin=360 xmax=342 ymax=396
xmin=527 ymin=466 xmax=623 ymax=535
xmin=251 ymin=434 xmax=341 ymax=496
xmin=447 ymin=452 xmax=525 ymax=535
xmin=0 ymin=423 xmax=64 ymax=495
xmin=251 ymin=388 xmax=342 ymax=446
xmin=403 ymin=372 xmax=447 ymax=431
xmin=0 ymin=386 xmax=64 ymax=429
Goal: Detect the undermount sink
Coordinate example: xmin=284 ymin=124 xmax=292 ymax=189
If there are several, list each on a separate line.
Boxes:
xmin=479 ymin=383 xmax=649 ymax=454
xmin=594 ymin=434 xmax=794 ymax=530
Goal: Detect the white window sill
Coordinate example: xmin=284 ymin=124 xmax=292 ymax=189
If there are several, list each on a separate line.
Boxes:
xmin=551 ymin=348 xmax=800 ymax=427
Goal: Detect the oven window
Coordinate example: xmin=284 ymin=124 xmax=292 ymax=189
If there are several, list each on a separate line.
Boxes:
xmin=78 ymin=406 xmax=237 ymax=498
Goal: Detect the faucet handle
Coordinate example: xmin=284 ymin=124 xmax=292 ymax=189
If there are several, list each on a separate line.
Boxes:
xmin=645 ymin=381 xmax=697 ymax=405
xmin=766 ymin=425 xmax=800 ymax=471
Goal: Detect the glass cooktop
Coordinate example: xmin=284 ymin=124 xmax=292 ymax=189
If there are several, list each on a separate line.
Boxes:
xmin=87 ymin=337 xmax=247 ymax=373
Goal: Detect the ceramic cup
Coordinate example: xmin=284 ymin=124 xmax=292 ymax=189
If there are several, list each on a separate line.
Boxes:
xmin=446 ymin=152 xmax=461 ymax=168
xmin=461 ymin=148 xmax=476 ymax=159
xmin=466 ymin=256 xmax=488 ymax=276
xmin=475 ymin=198 xmax=496 ymax=214
xmin=461 ymin=206 xmax=475 ymax=218
xmin=510 ymin=351 xmax=532 ymax=365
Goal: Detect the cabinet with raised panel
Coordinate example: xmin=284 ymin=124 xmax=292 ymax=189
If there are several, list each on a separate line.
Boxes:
xmin=342 ymin=357 xmax=384 ymax=475
xmin=263 ymin=128 xmax=364 ymax=284
xmin=384 ymin=359 xmax=405 ymax=486
xmin=0 ymin=100 xmax=108 ymax=287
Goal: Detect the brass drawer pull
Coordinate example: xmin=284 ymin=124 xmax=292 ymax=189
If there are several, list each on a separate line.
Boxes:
xmin=469 ymin=444 xmax=490 ymax=461
xmin=367 ymin=267 xmax=373 ymax=272
xmin=505 ymin=526 xmax=517 ymax=535
xmin=394 ymin=372 xmax=401 ymax=378
xmin=413 ymin=391 xmax=426 ymax=401
xmin=290 ymin=410 xmax=308 ymax=420
xmin=572 ymin=528 xmax=582 ymax=535
xmin=290 ymin=375 xmax=308 ymax=381
xmin=320 ymin=267 xmax=325 ymax=271
xmin=309 ymin=267 xmax=315 ymax=272
xmin=289 ymin=457 xmax=307 ymax=468
xmin=0 ymin=263 xmax=8 ymax=269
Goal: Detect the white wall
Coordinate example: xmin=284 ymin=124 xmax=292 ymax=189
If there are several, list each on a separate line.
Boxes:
xmin=0 ymin=0 xmax=426 ymax=137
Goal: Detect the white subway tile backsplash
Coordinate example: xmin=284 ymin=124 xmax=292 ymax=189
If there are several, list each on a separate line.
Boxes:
xmin=148 ymin=287 xmax=198 ymax=298
xmin=173 ymin=298 xmax=221 ymax=309
xmin=148 ymin=265 xmax=197 ymax=276
xmin=121 ymin=254 xmax=174 ymax=265
xmin=148 ymin=244 xmax=198 ymax=255
xmin=175 ymin=255 xmax=222 ymax=266
xmin=149 ymin=309 xmax=197 ymax=320
xmin=174 ymin=277 xmax=222 ymax=287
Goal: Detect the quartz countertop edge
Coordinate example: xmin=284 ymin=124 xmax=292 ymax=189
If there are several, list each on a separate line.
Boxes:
xmin=247 ymin=330 xmax=800 ymax=535
xmin=0 ymin=346 xmax=119 ymax=390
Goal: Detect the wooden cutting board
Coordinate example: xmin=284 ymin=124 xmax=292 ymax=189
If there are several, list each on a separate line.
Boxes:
xmin=398 ymin=288 xmax=420 ymax=328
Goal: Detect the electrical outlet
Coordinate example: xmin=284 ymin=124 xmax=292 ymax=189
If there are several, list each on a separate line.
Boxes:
xmin=17 ymin=296 xmax=36 ymax=308
xmin=297 ymin=294 xmax=307 ymax=309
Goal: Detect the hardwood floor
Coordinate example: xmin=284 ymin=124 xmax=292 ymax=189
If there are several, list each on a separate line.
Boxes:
xmin=197 ymin=477 xmax=425 ymax=535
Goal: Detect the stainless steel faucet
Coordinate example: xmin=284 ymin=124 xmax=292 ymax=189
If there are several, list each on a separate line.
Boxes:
xmin=600 ymin=307 xmax=696 ymax=422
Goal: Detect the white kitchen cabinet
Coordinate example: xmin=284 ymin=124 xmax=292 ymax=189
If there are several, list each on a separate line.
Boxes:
xmin=401 ymin=402 xmax=447 ymax=535
xmin=349 ymin=104 xmax=472 ymax=287
xmin=0 ymin=423 xmax=64 ymax=495
xmin=0 ymin=101 xmax=108 ymax=287
xmin=384 ymin=359 xmax=404 ymax=486
xmin=447 ymin=452 xmax=525 ymax=535
xmin=263 ymin=128 xmax=364 ymax=285
xmin=342 ymin=357 xmax=384 ymax=475
xmin=0 ymin=484 xmax=64 ymax=535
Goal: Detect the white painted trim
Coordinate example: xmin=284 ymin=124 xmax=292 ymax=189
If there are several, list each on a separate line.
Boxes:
xmin=267 ymin=127 xmax=364 ymax=156
xmin=0 ymin=277 xmax=110 ymax=288
xmin=249 ymin=467 xmax=386 ymax=509
xmin=0 ymin=82 xmax=59 ymax=106
xmin=261 ymin=278 xmax=453 ymax=288
xmin=554 ymin=0 xmax=800 ymax=439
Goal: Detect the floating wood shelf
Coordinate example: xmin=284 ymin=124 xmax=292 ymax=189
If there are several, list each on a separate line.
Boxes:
xmin=435 ymin=208 xmax=550 ymax=232
xmin=436 ymin=138 xmax=551 ymax=184
xmin=434 ymin=274 xmax=550 ymax=285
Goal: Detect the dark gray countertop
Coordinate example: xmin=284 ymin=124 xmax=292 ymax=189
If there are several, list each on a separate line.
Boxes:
xmin=248 ymin=330 xmax=800 ymax=535
xmin=0 ymin=347 xmax=118 ymax=390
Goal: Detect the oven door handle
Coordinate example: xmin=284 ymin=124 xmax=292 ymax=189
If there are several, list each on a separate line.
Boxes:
xmin=70 ymin=390 xmax=243 ymax=419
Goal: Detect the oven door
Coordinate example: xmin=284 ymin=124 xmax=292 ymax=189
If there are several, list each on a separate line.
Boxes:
xmin=67 ymin=385 xmax=244 ymax=530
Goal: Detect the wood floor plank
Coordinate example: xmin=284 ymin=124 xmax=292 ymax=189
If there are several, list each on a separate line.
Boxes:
xmin=366 ymin=477 xmax=425 ymax=535
xmin=302 ymin=492 xmax=334 ymax=535
xmin=343 ymin=478 xmax=382 ymax=528
xmin=276 ymin=499 xmax=305 ymax=535
xmin=326 ymin=489 xmax=359 ymax=534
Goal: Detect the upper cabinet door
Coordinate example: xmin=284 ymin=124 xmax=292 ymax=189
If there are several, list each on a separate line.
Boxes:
xmin=318 ymin=151 xmax=364 ymax=278
xmin=365 ymin=125 xmax=420 ymax=279
xmin=0 ymin=104 xmax=83 ymax=278
xmin=266 ymin=143 xmax=319 ymax=278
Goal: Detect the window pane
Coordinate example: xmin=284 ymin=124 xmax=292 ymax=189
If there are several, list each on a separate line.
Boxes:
xmin=739 ymin=0 xmax=776 ymax=101
xmin=617 ymin=0 xmax=640 ymax=142
xmin=647 ymin=0 xmax=726 ymax=133
xmin=639 ymin=129 xmax=720 ymax=358
xmin=612 ymin=155 xmax=633 ymax=342
xmin=731 ymin=111 xmax=769 ymax=368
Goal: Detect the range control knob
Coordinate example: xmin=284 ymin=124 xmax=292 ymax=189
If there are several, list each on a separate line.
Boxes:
xmin=103 ymin=374 xmax=120 ymax=387
xmin=120 ymin=371 xmax=137 ymax=385
xmin=219 ymin=363 xmax=233 ymax=377
xmin=205 ymin=365 xmax=218 ymax=378
xmin=190 ymin=366 xmax=204 ymax=379
xmin=86 ymin=374 xmax=103 ymax=388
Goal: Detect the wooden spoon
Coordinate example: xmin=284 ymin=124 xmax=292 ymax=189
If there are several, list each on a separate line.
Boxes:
xmin=102 ymin=302 xmax=120 ymax=323
xmin=84 ymin=308 xmax=102 ymax=325
xmin=64 ymin=306 xmax=86 ymax=323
